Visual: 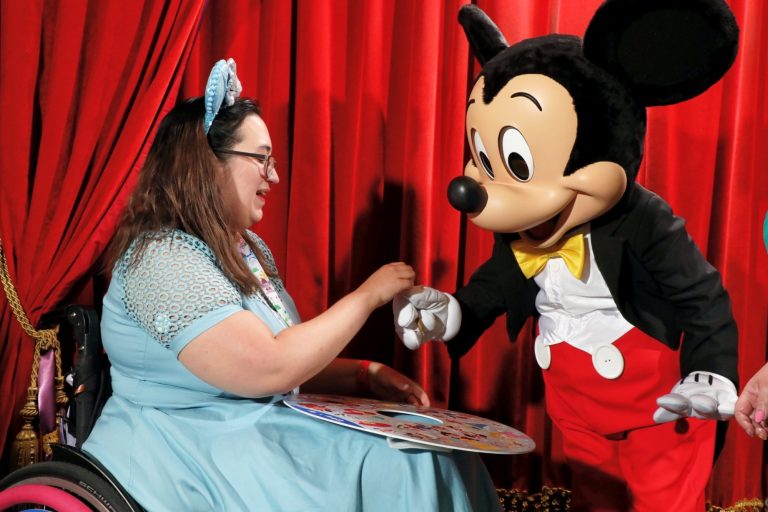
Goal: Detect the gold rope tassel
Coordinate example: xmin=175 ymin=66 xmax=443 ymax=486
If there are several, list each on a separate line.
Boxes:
xmin=0 ymin=238 xmax=67 ymax=469
xmin=707 ymin=498 xmax=766 ymax=512
xmin=11 ymin=386 xmax=41 ymax=468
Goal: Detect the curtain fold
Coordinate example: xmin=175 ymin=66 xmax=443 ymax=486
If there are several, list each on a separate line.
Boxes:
xmin=1 ymin=0 xmax=765 ymax=504
xmin=0 ymin=0 xmax=206 ymax=464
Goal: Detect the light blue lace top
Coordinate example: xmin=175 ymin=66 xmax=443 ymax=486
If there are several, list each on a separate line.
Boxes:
xmin=116 ymin=229 xmax=295 ymax=352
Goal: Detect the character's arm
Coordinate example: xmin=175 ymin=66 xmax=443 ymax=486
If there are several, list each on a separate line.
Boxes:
xmin=448 ymin=247 xmax=537 ymax=359
xmin=632 ymin=192 xmax=738 ymax=421
xmin=451 ymin=235 xmax=539 ymax=359
xmin=393 ymin=236 xmax=537 ymax=358
xmin=634 ymin=191 xmax=738 ymax=383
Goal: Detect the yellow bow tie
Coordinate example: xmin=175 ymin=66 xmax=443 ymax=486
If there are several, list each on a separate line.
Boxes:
xmin=511 ymin=233 xmax=586 ymax=280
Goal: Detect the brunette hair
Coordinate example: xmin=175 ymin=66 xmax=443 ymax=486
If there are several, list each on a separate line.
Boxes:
xmin=107 ymin=97 xmax=274 ymax=295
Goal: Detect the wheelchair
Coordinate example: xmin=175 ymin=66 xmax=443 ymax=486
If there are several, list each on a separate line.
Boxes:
xmin=0 ymin=306 xmax=145 ymax=512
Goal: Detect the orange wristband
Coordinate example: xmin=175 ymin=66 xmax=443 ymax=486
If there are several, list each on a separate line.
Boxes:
xmin=356 ymin=360 xmax=372 ymax=393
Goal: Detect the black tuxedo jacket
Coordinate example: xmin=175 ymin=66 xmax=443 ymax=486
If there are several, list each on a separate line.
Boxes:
xmin=448 ymin=184 xmax=739 ymax=386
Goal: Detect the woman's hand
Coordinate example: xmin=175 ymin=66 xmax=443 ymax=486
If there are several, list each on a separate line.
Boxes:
xmin=356 ymin=263 xmax=415 ymax=309
xmin=366 ymin=362 xmax=431 ymax=407
xmin=734 ymin=362 xmax=768 ymax=439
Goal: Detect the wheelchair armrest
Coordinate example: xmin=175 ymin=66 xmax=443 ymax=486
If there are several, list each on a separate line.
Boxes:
xmin=67 ymin=305 xmax=111 ymax=447
xmin=67 ymin=305 xmax=100 ymax=360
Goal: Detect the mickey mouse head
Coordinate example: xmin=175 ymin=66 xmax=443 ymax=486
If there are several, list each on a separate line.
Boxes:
xmin=448 ymin=0 xmax=738 ymax=248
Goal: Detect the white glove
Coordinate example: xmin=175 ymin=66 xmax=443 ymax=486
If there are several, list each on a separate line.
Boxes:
xmin=653 ymin=371 xmax=737 ymax=423
xmin=393 ymin=287 xmax=461 ymax=350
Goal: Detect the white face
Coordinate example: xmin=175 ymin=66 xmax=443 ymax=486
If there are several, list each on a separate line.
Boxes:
xmin=220 ymin=114 xmax=278 ymax=230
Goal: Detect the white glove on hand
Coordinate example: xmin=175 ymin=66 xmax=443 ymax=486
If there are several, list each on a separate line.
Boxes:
xmin=653 ymin=371 xmax=737 ymax=423
xmin=393 ymin=287 xmax=461 ymax=350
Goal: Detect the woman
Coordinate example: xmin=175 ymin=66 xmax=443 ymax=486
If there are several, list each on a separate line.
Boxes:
xmin=82 ymin=60 xmax=500 ymax=511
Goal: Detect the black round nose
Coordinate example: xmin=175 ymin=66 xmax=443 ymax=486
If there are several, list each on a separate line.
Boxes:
xmin=447 ymin=176 xmax=487 ymax=213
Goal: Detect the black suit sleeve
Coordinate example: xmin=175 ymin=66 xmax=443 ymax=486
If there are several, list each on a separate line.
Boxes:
xmin=448 ymin=236 xmax=538 ymax=359
xmin=631 ymin=191 xmax=738 ymax=386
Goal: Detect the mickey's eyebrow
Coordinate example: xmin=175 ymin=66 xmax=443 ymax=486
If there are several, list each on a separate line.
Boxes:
xmin=467 ymin=98 xmax=476 ymax=108
xmin=511 ymin=92 xmax=542 ymax=111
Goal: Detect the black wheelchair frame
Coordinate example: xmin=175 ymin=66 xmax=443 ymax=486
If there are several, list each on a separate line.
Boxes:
xmin=0 ymin=306 xmax=145 ymax=512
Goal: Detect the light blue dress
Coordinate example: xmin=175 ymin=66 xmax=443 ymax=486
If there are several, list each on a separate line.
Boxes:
xmin=83 ymin=230 xmax=500 ymax=512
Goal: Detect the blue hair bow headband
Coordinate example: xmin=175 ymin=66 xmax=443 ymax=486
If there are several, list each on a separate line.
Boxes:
xmin=203 ymin=58 xmax=243 ymax=134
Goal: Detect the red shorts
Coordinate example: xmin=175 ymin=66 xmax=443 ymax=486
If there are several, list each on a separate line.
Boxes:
xmin=542 ymin=328 xmax=715 ymax=511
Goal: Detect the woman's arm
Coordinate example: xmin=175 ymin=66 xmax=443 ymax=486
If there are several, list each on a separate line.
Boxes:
xmin=178 ymin=263 xmax=415 ymax=397
xmin=300 ymin=358 xmax=361 ymax=393
xmin=302 ymin=358 xmax=431 ymax=406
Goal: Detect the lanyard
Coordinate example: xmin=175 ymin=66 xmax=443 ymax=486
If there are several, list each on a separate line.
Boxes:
xmin=239 ymin=238 xmax=294 ymax=328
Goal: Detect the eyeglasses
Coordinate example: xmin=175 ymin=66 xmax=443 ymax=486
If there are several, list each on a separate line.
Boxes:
xmin=214 ymin=148 xmax=278 ymax=181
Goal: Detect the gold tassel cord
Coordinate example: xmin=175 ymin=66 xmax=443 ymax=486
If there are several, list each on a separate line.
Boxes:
xmin=0 ymin=237 xmax=67 ymax=468
xmin=493 ymin=488 xmax=766 ymax=512
xmin=707 ymin=498 xmax=766 ymax=512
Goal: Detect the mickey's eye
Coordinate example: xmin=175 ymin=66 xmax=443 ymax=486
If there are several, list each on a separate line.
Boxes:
xmin=472 ymin=129 xmax=494 ymax=179
xmin=499 ymin=127 xmax=533 ymax=182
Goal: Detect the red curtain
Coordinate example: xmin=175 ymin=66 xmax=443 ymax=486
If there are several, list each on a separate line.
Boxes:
xmin=1 ymin=0 xmax=766 ymax=505
xmin=0 ymin=0 xmax=206 ymax=464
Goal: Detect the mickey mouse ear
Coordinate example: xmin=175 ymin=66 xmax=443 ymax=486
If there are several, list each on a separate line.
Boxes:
xmin=583 ymin=0 xmax=738 ymax=106
xmin=458 ymin=5 xmax=509 ymax=67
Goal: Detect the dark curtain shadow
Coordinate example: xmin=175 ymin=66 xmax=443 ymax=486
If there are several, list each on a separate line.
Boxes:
xmin=337 ymin=181 xmax=408 ymax=367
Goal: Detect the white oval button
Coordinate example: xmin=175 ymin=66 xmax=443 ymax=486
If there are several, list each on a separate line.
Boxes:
xmin=534 ymin=337 xmax=551 ymax=370
xmin=592 ymin=344 xmax=624 ymax=379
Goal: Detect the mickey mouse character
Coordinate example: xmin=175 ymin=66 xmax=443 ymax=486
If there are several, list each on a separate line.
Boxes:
xmin=394 ymin=0 xmax=740 ymax=509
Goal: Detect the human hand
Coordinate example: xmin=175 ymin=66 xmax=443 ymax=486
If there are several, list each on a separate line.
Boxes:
xmin=366 ymin=362 xmax=431 ymax=407
xmin=653 ymin=371 xmax=737 ymax=423
xmin=356 ymin=263 xmax=415 ymax=310
xmin=734 ymin=362 xmax=768 ymax=439
xmin=393 ymin=286 xmax=461 ymax=350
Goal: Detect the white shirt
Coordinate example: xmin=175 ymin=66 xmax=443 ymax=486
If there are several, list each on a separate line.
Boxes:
xmin=533 ymin=226 xmax=633 ymax=355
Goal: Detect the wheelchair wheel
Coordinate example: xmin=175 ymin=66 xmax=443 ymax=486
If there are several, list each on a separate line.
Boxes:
xmin=0 ymin=461 xmax=128 ymax=512
xmin=0 ymin=483 xmax=90 ymax=511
